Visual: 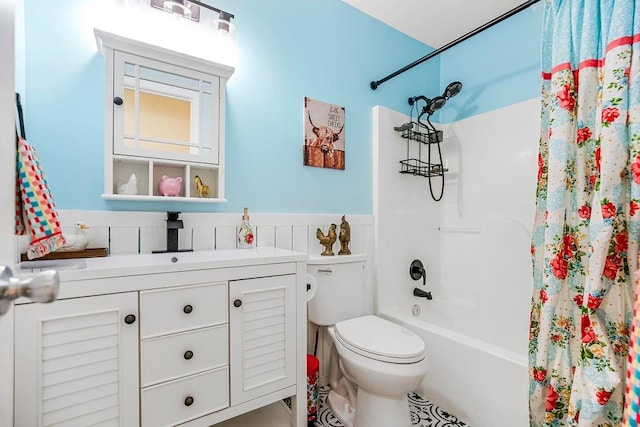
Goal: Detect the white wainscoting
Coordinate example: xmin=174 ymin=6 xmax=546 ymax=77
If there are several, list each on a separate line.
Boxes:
xmin=16 ymin=210 xmax=373 ymax=259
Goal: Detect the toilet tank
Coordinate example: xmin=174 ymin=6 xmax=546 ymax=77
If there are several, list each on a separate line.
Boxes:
xmin=307 ymin=254 xmax=367 ymax=326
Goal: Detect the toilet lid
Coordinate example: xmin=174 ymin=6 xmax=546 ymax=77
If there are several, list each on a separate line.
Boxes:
xmin=334 ymin=315 xmax=425 ymax=364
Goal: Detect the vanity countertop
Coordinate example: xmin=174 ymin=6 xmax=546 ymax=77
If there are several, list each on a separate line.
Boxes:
xmin=16 ymin=247 xmax=308 ymax=283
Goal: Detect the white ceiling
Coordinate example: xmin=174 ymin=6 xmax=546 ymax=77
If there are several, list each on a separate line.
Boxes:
xmin=342 ymin=0 xmax=532 ymax=48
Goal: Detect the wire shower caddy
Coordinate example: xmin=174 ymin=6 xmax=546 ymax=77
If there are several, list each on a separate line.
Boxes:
xmin=398 ymin=124 xmax=447 ymax=178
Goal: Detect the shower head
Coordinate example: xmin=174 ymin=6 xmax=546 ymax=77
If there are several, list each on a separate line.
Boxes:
xmin=408 ymin=81 xmax=462 ymax=117
xmin=443 ymin=81 xmax=462 ymax=99
xmin=425 ymin=96 xmax=447 ymax=115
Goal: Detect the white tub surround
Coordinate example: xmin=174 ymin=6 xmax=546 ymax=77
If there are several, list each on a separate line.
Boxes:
xmin=13 ymin=248 xmax=308 ymax=427
xmin=380 ymin=308 xmax=527 ymax=427
xmin=372 ymin=100 xmax=538 ymax=427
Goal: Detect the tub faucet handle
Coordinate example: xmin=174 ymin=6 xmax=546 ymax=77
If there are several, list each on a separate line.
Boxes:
xmin=410 ymin=259 xmax=426 ymax=286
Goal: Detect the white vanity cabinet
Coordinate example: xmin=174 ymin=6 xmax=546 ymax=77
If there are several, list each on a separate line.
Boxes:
xmin=14 ymin=292 xmax=140 ymax=427
xmin=13 ymin=248 xmax=307 ymax=427
xmin=139 ymin=282 xmax=230 ymax=426
xmin=229 ymin=275 xmax=297 ymax=405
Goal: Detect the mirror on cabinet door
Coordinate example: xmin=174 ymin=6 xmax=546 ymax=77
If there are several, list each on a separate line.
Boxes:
xmin=95 ymin=29 xmax=234 ymax=202
xmin=115 ymin=52 xmax=219 ymax=164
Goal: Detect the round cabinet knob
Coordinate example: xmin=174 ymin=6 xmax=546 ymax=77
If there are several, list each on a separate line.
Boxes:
xmin=124 ymin=314 xmax=136 ymax=324
xmin=184 ymin=396 xmax=194 ymax=407
xmin=233 ymin=299 xmax=242 ymax=308
xmin=113 ymin=96 xmax=123 ymax=105
xmin=183 ymin=304 xmax=193 ymax=314
xmin=183 ymin=350 xmax=194 ymax=360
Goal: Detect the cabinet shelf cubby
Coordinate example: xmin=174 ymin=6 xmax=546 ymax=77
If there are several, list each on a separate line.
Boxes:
xmin=104 ymin=156 xmax=225 ymax=203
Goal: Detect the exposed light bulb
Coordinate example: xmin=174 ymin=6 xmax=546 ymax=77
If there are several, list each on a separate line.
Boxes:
xmin=163 ymin=0 xmax=192 ymax=20
xmin=215 ymin=11 xmax=235 ymax=34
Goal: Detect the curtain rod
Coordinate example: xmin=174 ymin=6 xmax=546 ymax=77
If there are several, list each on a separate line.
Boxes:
xmin=369 ymin=0 xmax=542 ymax=90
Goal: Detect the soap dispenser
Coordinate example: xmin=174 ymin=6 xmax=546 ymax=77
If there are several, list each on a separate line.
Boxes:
xmin=237 ymin=207 xmax=254 ymax=249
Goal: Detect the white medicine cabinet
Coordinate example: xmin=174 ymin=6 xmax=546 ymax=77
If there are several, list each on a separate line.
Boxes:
xmin=95 ymin=29 xmax=234 ymax=202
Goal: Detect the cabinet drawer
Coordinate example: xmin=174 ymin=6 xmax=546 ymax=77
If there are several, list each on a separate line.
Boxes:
xmin=141 ymin=325 xmax=228 ymax=387
xmin=140 ymin=282 xmax=227 ymax=338
xmin=141 ymin=367 xmax=229 ymax=427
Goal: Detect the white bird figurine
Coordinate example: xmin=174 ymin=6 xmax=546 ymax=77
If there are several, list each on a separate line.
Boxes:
xmin=117 ymin=173 xmax=138 ymax=195
xmin=57 ymin=222 xmax=90 ymax=252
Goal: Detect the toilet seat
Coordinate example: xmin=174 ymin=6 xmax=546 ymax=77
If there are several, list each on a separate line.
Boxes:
xmin=334 ymin=315 xmax=425 ymax=364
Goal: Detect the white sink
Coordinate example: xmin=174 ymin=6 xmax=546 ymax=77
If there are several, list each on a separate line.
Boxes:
xmin=20 ymin=258 xmax=87 ymax=271
xmin=16 ymin=248 xmax=306 ymax=280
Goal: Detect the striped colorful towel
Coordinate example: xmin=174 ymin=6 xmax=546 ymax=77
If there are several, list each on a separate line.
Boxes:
xmin=625 ymin=267 xmax=640 ymax=426
xmin=15 ymin=137 xmax=65 ymax=259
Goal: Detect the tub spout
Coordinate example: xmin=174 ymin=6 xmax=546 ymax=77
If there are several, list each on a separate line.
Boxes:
xmin=413 ymin=288 xmax=432 ymax=300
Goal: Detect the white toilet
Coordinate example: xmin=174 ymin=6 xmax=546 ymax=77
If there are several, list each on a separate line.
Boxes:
xmin=307 ymin=254 xmax=428 ymax=427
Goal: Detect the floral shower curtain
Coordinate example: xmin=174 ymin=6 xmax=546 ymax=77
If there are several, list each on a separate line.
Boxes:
xmin=529 ymin=0 xmax=640 ymax=425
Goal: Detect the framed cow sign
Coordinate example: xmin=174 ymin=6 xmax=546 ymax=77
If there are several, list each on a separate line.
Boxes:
xmin=303 ymin=97 xmax=345 ymax=170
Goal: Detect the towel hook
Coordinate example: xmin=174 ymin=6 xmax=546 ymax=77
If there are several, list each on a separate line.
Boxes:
xmin=15 ymin=93 xmax=26 ymax=140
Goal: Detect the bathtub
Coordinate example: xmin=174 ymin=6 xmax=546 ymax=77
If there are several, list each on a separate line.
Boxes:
xmin=379 ymin=306 xmax=529 ymax=427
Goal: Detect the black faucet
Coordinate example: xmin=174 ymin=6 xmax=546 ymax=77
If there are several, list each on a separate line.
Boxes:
xmin=413 ymin=287 xmax=432 ymax=300
xmin=153 ymin=211 xmax=193 ymax=253
xmin=410 ymin=259 xmax=426 ymax=285
xmin=410 ymin=259 xmax=432 ymax=300
xmin=166 ymin=211 xmax=183 ymax=252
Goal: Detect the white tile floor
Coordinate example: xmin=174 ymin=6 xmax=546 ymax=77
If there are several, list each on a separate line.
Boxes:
xmin=314 ymin=386 xmax=469 ymax=427
xmin=216 ymin=386 xmax=469 ymax=427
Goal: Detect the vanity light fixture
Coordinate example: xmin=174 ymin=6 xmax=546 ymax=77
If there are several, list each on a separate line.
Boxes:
xmin=152 ymin=0 xmax=235 ymax=33
xmin=162 ymin=0 xmax=194 ymax=20
xmin=214 ymin=10 xmax=234 ymax=34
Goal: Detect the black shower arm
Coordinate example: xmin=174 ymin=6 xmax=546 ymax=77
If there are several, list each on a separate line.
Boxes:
xmin=369 ymin=0 xmax=541 ymax=90
xmin=408 ymin=95 xmax=430 ymax=106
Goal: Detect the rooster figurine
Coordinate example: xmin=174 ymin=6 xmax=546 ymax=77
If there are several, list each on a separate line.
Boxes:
xmin=56 ymin=222 xmax=90 ymax=252
xmin=338 ymin=215 xmax=351 ymax=255
xmin=316 ymin=223 xmax=337 ymax=256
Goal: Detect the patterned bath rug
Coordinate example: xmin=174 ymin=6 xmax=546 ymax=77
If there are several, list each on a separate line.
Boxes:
xmin=313 ymin=386 xmax=469 ymax=427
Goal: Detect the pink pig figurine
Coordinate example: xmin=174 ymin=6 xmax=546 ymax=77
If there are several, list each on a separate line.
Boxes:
xmin=158 ymin=175 xmax=182 ymax=196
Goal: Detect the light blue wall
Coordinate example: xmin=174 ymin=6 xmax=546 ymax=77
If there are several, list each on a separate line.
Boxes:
xmin=20 ymin=0 xmax=436 ymax=214
xmin=20 ymin=1 xmax=543 ymax=214
xmin=438 ymin=4 xmax=544 ymax=124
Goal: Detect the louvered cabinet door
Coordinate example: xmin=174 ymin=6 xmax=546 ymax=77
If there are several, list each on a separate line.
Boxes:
xmin=14 ymin=292 xmax=139 ymax=427
xmin=229 ymin=274 xmax=297 ymax=405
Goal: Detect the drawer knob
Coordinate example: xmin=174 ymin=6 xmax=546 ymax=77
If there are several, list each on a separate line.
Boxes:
xmin=184 ymin=350 xmax=194 ymax=360
xmin=233 ymin=299 xmax=242 ymax=308
xmin=183 ymin=304 xmax=193 ymax=314
xmin=124 ymin=314 xmax=136 ymax=324
xmin=184 ymin=396 xmax=194 ymax=407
